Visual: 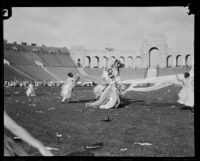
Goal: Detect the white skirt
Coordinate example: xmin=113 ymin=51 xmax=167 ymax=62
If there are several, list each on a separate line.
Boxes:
xmin=178 ymin=86 xmax=194 ymax=107
xmin=26 ymin=88 xmax=36 ymax=97
xmin=93 ymin=84 xmax=106 ymax=98
xmin=60 ymin=84 xmax=73 ymax=99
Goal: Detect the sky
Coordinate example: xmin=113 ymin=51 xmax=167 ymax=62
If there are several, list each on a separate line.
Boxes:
xmin=3 ymin=7 xmax=194 ymax=50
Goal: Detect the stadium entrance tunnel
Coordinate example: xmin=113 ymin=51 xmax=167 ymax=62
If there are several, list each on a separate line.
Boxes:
xmin=149 ymin=47 xmax=160 ymax=68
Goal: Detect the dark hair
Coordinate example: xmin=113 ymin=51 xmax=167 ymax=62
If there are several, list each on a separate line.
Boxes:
xmin=184 ymin=72 xmax=190 ymax=78
xmin=68 ymin=73 xmax=73 ymax=77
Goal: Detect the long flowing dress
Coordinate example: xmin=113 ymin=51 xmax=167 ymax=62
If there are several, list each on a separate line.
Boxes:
xmin=60 ymin=77 xmax=76 ymax=99
xmin=86 ymin=84 xmax=111 ymax=108
xmin=99 ymin=83 xmax=120 ymax=109
xmin=177 ymin=75 xmax=194 ymax=107
xmin=93 ymin=70 xmax=111 ymax=98
xmin=26 ymin=84 xmax=36 ymax=97
xmin=87 ymin=82 xmax=120 ymax=109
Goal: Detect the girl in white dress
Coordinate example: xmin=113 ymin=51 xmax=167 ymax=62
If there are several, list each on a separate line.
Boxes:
xmin=61 ymin=73 xmax=80 ymax=103
xmin=26 ymin=83 xmax=36 ymax=97
xmin=93 ymin=68 xmax=112 ymax=99
xmin=99 ymin=81 xmax=120 ymax=109
xmin=176 ymin=71 xmax=194 ymax=112
xmin=86 ymin=73 xmax=120 ymax=109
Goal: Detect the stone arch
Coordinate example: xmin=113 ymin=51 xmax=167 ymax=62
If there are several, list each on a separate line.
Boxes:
xmin=135 ymin=56 xmax=142 ymax=68
xmin=149 ymin=47 xmax=159 ymax=68
xmin=185 ymin=54 xmax=192 ymax=66
xmin=166 ymin=55 xmax=173 ymax=67
xmin=85 ymin=56 xmax=91 ymax=68
xmin=101 ymin=56 xmax=108 ymax=68
xmin=93 ymin=56 xmax=100 ymax=68
xmin=176 ymin=55 xmax=183 ymax=67
xmin=127 ymin=56 xmax=133 ymax=68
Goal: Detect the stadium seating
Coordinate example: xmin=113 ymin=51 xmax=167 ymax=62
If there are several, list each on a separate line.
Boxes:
xmin=19 ymin=51 xmax=48 ymax=66
xmin=38 ymin=52 xmax=62 ymax=67
xmin=4 ymin=50 xmax=33 ymax=65
xmin=53 ymin=53 xmax=77 ymax=67
xmin=13 ymin=65 xmax=57 ymax=81
xmin=4 ymin=64 xmax=32 ymax=81
xmin=4 ymin=43 xmax=189 ymax=82
xmin=46 ymin=67 xmax=79 ymax=81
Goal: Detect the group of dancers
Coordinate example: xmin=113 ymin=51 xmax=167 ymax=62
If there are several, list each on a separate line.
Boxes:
xmin=4 ymin=58 xmax=194 ymax=156
xmin=25 ymin=57 xmax=194 ymax=112
xmin=60 ymin=59 xmax=125 ymax=109
xmin=60 ymin=58 xmax=194 ymax=111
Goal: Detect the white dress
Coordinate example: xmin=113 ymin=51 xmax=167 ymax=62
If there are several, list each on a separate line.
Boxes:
xmin=26 ymin=84 xmax=36 ymax=97
xmin=93 ymin=70 xmax=111 ymax=98
xmin=60 ymin=77 xmax=75 ymax=99
xmin=178 ymin=76 xmax=194 ymax=107
xmin=99 ymin=82 xmax=120 ymax=109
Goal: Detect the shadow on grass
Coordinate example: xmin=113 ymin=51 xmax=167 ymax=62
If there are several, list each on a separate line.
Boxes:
xmin=65 ymin=151 xmax=95 ymax=156
xmin=118 ymin=98 xmax=145 ymax=108
xmin=70 ymin=99 xmax=97 ymax=103
xmin=119 ymin=98 xmax=177 ymax=108
xmin=181 ymin=106 xmax=192 ymax=111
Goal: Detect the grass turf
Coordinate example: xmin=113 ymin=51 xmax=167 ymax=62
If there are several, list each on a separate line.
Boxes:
xmin=4 ymin=86 xmax=194 ymax=156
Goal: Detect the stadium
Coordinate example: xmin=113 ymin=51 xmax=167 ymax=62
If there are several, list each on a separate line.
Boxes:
xmin=4 ymin=33 xmax=193 ymax=82
xmin=3 ymin=7 xmax=194 ymax=157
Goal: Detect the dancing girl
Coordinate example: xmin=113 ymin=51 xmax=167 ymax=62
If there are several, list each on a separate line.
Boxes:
xmin=176 ymin=71 xmax=194 ymax=112
xmin=60 ymin=73 xmax=80 ymax=103
xmin=26 ymin=82 xmax=36 ymax=97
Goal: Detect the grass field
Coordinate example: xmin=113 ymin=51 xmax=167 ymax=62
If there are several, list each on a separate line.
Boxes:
xmin=4 ymin=85 xmax=194 ymax=156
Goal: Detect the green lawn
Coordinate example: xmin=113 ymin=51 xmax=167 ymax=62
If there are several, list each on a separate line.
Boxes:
xmin=4 ymin=86 xmax=194 ymax=156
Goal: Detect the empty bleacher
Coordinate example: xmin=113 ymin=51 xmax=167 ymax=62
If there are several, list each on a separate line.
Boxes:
xmin=4 ymin=50 xmax=33 ymax=65
xmin=46 ymin=67 xmax=79 ymax=81
xmin=13 ymin=65 xmax=57 ymax=81
xmin=4 ymin=64 xmax=32 ymax=81
xmin=4 ymin=42 xmax=190 ymax=82
xmin=53 ymin=53 xmax=77 ymax=67
xmin=38 ymin=52 xmax=62 ymax=67
xmin=19 ymin=51 xmax=48 ymax=66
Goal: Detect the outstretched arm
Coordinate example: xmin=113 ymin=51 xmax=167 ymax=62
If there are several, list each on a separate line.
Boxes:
xmin=4 ymin=111 xmax=53 ymax=156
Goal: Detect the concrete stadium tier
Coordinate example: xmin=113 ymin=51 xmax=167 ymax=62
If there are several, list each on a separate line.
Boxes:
xmin=53 ymin=53 xmax=77 ymax=67
xmin=19 ymin=51 xmax=48 ymax=66
xmin=37 ymin=52 xmax=62 ymax=67
xmin=3 ymin=37 xmax=193 ymax=81
xmin=70 ymin=34 xmax=194 ymax=69
xmin=4 ymin=50 xmax=33 ymax=65
xmin=12 ymin=65 xmax=57 ymax=81
xmin=4 ymin=64 xmax=32 ymax=81
xmin=46 ymin=67 xmax=79 ymax=81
